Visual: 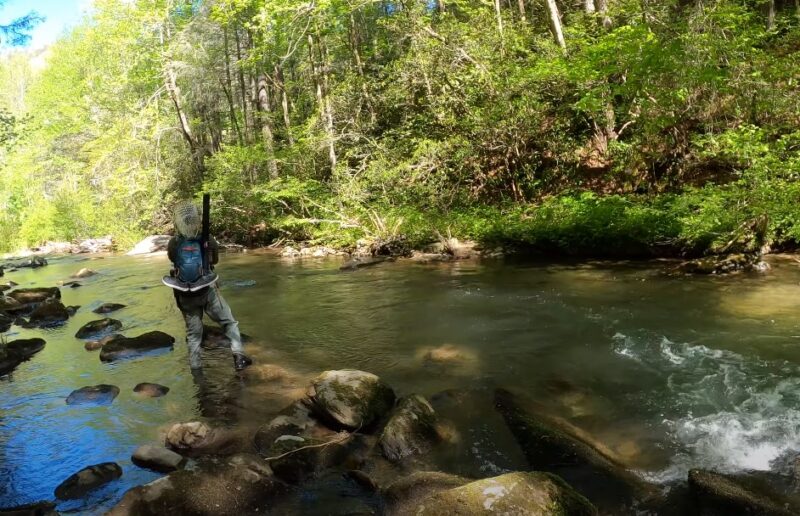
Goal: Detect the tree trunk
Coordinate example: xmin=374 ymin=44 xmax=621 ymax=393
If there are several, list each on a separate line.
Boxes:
xmin=766 ymin=0 xmax=776 ymax=30
xmin=585 ymin=0 xmax=596 ymax=13
xmin=545 ymin=0 xmax=566 ymax=50
xmin=517 ymin=0 xmax=526 ymax=21
xmin=234 ymin=28 xmax=251 ymax=143
xmin=275 ymin=64 xmax=293 ymax=146
xmin=308 ymin=31 xmax=336 ymax=171
xmin=257 ymin=73 xmax=279 ymax=179
xmin=222 ymin=27 xmax=243 ymax=145
xmin=494 ymin=0 xmax=505 ymax=41
xmin=596 ymin=0 xmax=612 ymax=28
xmin=349 ymin=12 xmax=376 ymax=124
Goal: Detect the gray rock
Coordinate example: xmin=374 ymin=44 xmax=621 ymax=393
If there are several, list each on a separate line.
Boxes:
xmin=494 ymin=388 xmax=660 ymax=511
xmin=132 ymin=445 xmax=186 ymax=473
xmin=93 ymin=303 xmax=126 ymax=314
xmin=379 ymin=394 xmax=440 ymax=462
xmin=75 ymin=318 xmax=123 ymax=339
xmin=98 ymin=331 xmax=174 ymax=362
xmin=306 ymin=369 xmax=396 ymax=431
xmin=164 ymin=421 xmax=242 ymax=457
xmin=688 ymin=469 xmax=795 ymax=516
xmin=54 ymin=462 xmax=122 ymax=500
xmin=108 ymin=454 xmax=288 ymax=515
xmin=126 ymin=235 xmax=170 ymax=256
xmin=412 ymin=471 xmax=597 ymax=515
xmin=66 ymin=384 xmax=120 ymax=405
xmin=133 ymin=383 xmax=169 ymax=397
xmin=70 ymin=268 xmax=97 ymax=279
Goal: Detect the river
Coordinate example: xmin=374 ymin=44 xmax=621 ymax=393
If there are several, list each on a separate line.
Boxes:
xmin=2 ymin=251 xmax=800 ymax=513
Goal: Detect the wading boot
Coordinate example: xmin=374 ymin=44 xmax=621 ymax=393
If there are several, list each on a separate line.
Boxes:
xmin=233 ymin=353 xmax=252 ymax=371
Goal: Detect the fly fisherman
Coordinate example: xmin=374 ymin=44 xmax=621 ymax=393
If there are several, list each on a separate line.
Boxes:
xmin=164 ymin=198 xmax=253 ymax=371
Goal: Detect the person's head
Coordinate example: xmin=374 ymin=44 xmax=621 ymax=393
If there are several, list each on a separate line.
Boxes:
xmin=173 ymin=200 xmax=202 ymax=238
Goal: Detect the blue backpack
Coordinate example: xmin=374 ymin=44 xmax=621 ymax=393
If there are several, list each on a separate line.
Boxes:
xmin=175 ymin=238 xmax=205 ymax=283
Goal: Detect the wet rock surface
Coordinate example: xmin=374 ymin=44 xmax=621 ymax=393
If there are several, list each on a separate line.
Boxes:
xmin=71 ymin=268 xmax=97 ymax=279
xmin=688 ymin=469 xmax=796 ymax=516
xmin=131 ymin=445 xmax=186 ymax=473
xmin=199 ymin=324 xmax=252 ymax=349
xmin=84 ymin=334 xmax=120 ymax=351
xmin=306 ymin=369 xmax=396 ymax=431
xmin=379 ymin=394 xmax=440 ymax=462
xmin=54 ymin=462 xmax=122 ymax=500
xmin=92 ymin=303 xmax=126 ymax=314
xmin=383 ymin=471 xmax=470 ymax=516
xmin=413 ymin=471 xmax=597 ymax=515
xmin=28 ymin=299 xmax=70 ymax=327
xmin=7 ymin=287 xmax=60 ymax=305
xmin=75 ymin=318 xmax=123 ymax=339
xmin=164 ymin=421 xmax=242 ymax=456
xmin=98 ymin=331 xmax=174 ymax=362
xmin=133 ymin=383 xmax=169 ymax=397
xmin=0 ymin=338 xmax=46 ymax=376
xmin=66 ymin=384 xmax=120 ymax=405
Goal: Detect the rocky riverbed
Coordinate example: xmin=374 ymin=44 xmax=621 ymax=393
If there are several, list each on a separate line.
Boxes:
xmin=2 ymin=251 xmax=800 ymax=514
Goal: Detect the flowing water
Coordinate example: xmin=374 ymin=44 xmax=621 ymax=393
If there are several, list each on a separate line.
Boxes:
xmin=2 ymin=251 xmax=800 ymax=513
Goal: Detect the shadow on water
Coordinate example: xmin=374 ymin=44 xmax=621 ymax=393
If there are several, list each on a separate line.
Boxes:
xmin=2 ymin=252 xmax=800 ymax=512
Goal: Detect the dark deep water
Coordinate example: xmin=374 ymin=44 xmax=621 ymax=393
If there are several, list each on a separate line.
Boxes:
xmin=3 ymin=251 xmax=800 ymax=513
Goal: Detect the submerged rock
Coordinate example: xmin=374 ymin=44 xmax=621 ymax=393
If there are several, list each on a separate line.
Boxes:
xmin=54 ymin=462 xmax=122 ymax=500
xmin=306 ymin=369 xmax=396 ymax=431
xmin=108 ymin=454 xmax=287 ymax=515
xmin=5 ymin=256 xmax=47 ymax=269
xmin=66 ymin=384 xmax=120 ymax=405
xmin=133 ymin=383 xmax=169 ymax=397
xmin=494 ymin=388 xmax=659 ymax=511
xmin=200 ymin=324 xmax=252 ymax=349
xmin=339 ymin=256 xmax=393 ymax=271
xmin=379 ymin=394 xmax=440 ymax=462
xmin=93 ymin=303 xmax=126 ymax=314
xmin=0 ymin=500 xmax=58 ymax=515
xmin=71 ymin=268 xmax=97 ymax=279
xmin=84 ymin=333 xmax=120 ymax=352
xmin=98 ymin=331 xmax=175 ymax=362
xmin=383 ymin=471 xmax=470 ymax=516
xmin=75 ymin=318 xmax=123 ymax=339
xmin=0 ymin=295 xmax=22 ymax=312
xmin=0 ymin=338 xmax=46 ymax=376
xmin=412 ymin=471 xmax=597 ymax=515
xmin=688 ymin=469 xmax=795 ymax=516
xmin=132 ymin=445 xmax=186 ymax=473
xmin=28 ymin=299 xmax=70 ymax=327
xmin=7 ymin=287 xmax=60 ymax=305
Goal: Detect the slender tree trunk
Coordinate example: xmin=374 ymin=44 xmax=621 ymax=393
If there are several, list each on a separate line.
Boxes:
xmin=222 ymin=27 xmax=243 ymax=145
xmin=494 ymin=0 xmax=505 ymax=42
xmin=257 ymin=73 xmax=279 ymax=179
xmin=517 ymin=0 xmax=526 ymax=21
xmin=437 ymin=0 xmax=446 ymax=13
xmin=585 ymin=0 xmax=596 ymax=13
xmin=545 ymin=0 xmax=566 ymax=50
xmin=766 ymin=0 xmax=776 ymax=30
xmin=349 ymin=12 xmax=376 ymax=124
xmin=275 ymin=64 xmax=293 ymax=146
xmin=308 ymin=31 xmax=336 ymax=171
xmin=596 ymin=0 xmax=612 ymax=28
xmin=234 ymin=28 xmax=251 ymax=143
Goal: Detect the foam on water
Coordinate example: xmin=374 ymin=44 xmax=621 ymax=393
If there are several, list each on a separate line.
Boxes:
xmin=613 ymin=332 xmax=800 ymax=482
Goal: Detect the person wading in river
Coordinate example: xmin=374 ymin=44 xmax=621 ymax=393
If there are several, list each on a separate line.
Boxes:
xmin=166 ymin=200 xmax=253 ymax=371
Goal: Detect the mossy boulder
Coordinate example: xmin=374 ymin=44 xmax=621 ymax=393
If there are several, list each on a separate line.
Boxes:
xmin=413 ymin=471 xmax=597 ymax=515
xmin=98 ymin=331 xmax=174 ymax=362
xmin=54 ymin=462 xmax=122 ymax=500
xmin=75 ymin=318 xmax=123 ymax=339
xmin=306 ymin=369 xmax=396 ymax=431
xmin=379 ymin=394 xmax=440 ymax=462
xmin=384 ymin=471 xmax=471 ymax=516
xmin=494 ymin=388 xmax=659 ymax=511
xmin=688 ymin=469 xmax=796 ymax=516
xmin=108 ymin=454 xmax=288 ymax=515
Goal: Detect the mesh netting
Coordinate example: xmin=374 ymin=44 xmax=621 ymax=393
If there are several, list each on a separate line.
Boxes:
xmin=173 ymin=200 xmax=202 ymax=238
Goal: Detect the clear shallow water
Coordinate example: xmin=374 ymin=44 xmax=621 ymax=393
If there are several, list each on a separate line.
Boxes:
xmin=2 ymin=252 xmax=800 ymax=513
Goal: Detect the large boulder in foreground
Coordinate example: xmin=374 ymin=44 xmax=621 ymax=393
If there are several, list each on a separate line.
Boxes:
xmin=413 ymin=471 xmax=597 ymax=515
xmin=127 ymin=235 xmax=170 ymax=256
xmin=494 ymin=388 xmax=659 ymax=511
xmin=379 ymin=394 xmax=440 ymax=462
xmin=75 ymin=318 xmax=123 ymax=339
xmin=54 ymin=462 xmax=122 ymax=500
xmin=108 ymin=454 xmax=288 ymax=516
xmin=99 ymin=331 xmax=175 ymax=362
xmin=688 ymin=469 xmax=795 ymax=516
xmin=384 ymin=471 xmax=471 ymax=516
xmin=305 ymin=369 xmax=396 ymax=430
